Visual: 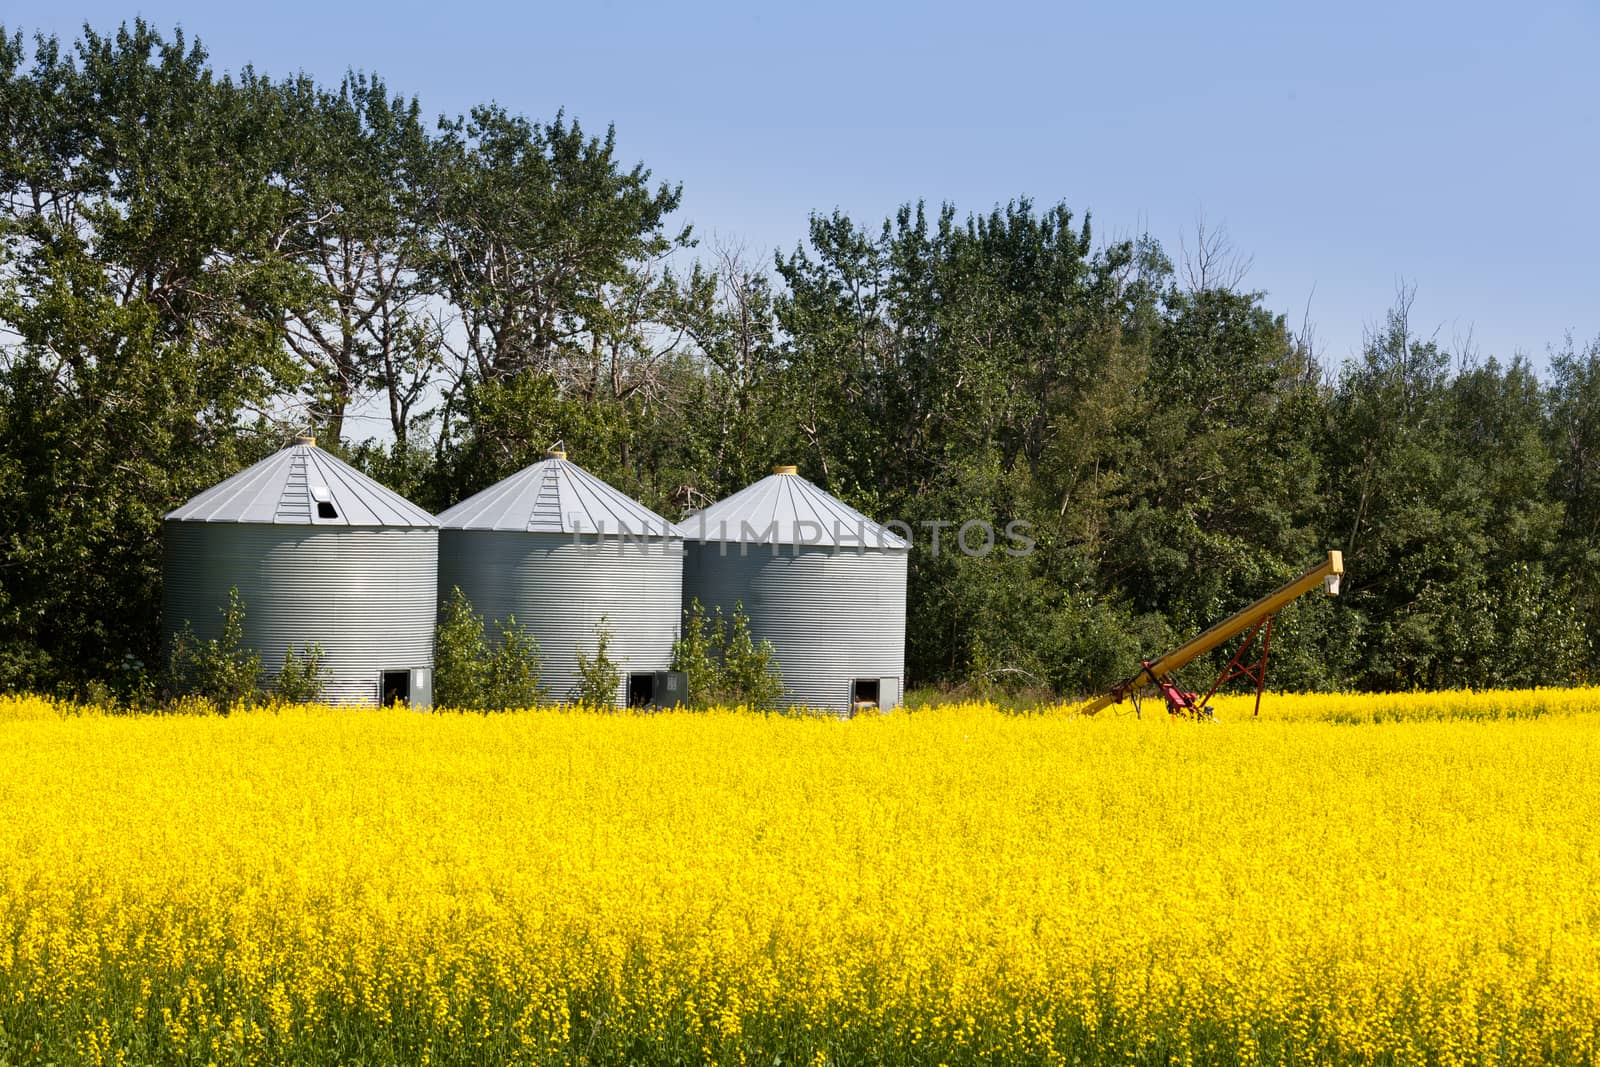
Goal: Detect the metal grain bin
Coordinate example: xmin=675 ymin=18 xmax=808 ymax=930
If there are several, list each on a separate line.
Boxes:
xmin=680 ymin=465 xmax=909 ymax=714
xmin=435 ymin=449 xmax=683 ymax=706
xmin=162 ymin=436 xmax=438 ymax=706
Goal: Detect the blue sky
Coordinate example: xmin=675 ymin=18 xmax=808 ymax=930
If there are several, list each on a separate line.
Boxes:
xmin=18 ymin=0 xmax=1600 ymax=372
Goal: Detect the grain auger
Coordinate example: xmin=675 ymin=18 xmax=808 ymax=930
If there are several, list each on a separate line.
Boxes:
xmin=1082 ymin=551 xmax=1344 ymax=719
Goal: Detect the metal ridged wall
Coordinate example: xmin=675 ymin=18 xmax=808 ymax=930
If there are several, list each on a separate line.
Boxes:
xmin=437 ymin=531 xmax=684 ymax=705
xmin=682 ymin=544 xmax=908 ymax=713
xmin=162 ymin=523 xmax=438 ymax=705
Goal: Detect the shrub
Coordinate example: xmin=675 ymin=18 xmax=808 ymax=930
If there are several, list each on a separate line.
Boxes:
xmin=274 ymin=644 xmax=326 ymax=704
xmin=721 ymin=608 xmax=785 ymax=709
xmin=671 ymin=600 xmax=785 ymax=709
xmin=112 ymin=652 xmax=158 ymax=711
xmin=80 ymin=679 xmax=120 ymax=713
xmin=167 ymin=588 xmax=262 ymax=712
xmin=435 ymin=588 xmax=547 ymax=710
xmin=483 ymin=616 xmax=547 ymax=711
xmin=434 ymin=588 xmax=489 ymax=709
xmin=575 ymin=619 xmax=622 ymax=709
xmin=672 ymin=600 xmax=721 ymax=706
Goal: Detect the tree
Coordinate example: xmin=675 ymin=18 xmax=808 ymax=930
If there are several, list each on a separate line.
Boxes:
xmin=774 ymin=199 xmax=1160 ymax=688
xmin=1546 ymin=334 xmax=1600 ymax=677
xmin=0 ymin=22 xmax=305 ymax=692
xmin=420 ymin=107 xmax=708 ymax=510
xmin=275 ymin=72 xmax=442 ymax=448
xmin=718 ymin=608 xmax=784 ymax=710
xmin=5 ymin=16 xmax=1597 ymax=701
xmin=1101 ymin=280 xmax=1325 ymax=675
xmin=425 ymin=108 xmax=689 ymax=398
xmin=686 ymin=239 xmax=790 ymax=495
xmin=671 ymin=600 xmax=722 ymax=708
xmin=1315 ymin=290 xmax=1584 ymax=688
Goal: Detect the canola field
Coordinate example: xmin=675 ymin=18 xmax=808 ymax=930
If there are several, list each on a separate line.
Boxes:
xmin=1 ymin=691 xmax=1599 ymax=1066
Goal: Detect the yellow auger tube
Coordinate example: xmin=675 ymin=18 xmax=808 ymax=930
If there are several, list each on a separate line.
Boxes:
xmin=1080 ymin=550 xmax=1343 ymax=715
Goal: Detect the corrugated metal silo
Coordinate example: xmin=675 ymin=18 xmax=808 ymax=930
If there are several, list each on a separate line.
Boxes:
xmin=435 ymin=449 xmax=683 ymax=706
xmin=162 ymin=436 xmax=439 ymax=706
xmin=680 ymin=465 xmax=909 ymax=714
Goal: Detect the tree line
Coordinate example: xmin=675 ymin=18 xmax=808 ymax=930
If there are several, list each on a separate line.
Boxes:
xmin=2 ymin=21 xmax=1596 ymax=699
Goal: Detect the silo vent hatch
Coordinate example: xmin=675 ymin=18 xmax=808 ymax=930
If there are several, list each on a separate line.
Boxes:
xmin=382 ymin=671 xmax=410 ymax=706
xmin=310 ymin=484 xmax=338 ymax=519
xmin=628 ymin=673 xmax=655 ymax=708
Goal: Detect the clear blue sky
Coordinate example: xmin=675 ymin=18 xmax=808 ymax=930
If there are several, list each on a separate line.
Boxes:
xmin=19 ymin=0 xmax=1600 ymax=371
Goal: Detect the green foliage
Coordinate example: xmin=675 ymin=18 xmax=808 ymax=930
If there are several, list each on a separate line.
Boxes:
xmin=484 ymin=616 xmax=547 ymax=711
xmin=672 ymin=601 xmax=785 ymax=709
xmin=720 ymin=609 xmax=786 ymax=711
xmin=1549 ymin=335 xmax=1600 ymax=672
xmin=167 ymin=589 xmax=262 ymax=711
xmin=433 ymin=588 xmax=489 ymax=709
xmin=434 ymin=589 xmax=546 ymax=710
xmin=0 ymin=21 xmax=307 ymax=693
xmin=273 ymin=644 xmax=326 ymax=704
xmin=671 ymin=601 xmax=722 ymax=707
xmin=575 ymin=619 xmax=623 ymax=709
xmin=2 ymin=18 xmax=1597 ymax=701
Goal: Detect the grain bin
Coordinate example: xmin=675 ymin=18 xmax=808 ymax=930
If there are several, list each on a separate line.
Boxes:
xmin=163 ymin=437 xmax=439 ymax=706
xmin=680 ymin=465 xmax=909 ymax=714
xmin=436 ymin=449 xmax=683 ymax=706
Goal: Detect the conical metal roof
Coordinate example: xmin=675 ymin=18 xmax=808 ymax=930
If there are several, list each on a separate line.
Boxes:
xmin=165 ymin=438 xmax=436 ymax=527
xmin=436 ymin=451 xmax=679 ymax=537
xmin=678 ymin=466 xmax=909 ymax=549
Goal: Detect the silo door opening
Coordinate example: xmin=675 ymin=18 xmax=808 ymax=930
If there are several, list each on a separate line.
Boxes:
xmin=381 ymin=671 xmax=411 ymax=707
xmin=851 ymin=678 xmax=880 ymax=712
xmin=628 ymin=673 xmax=656 ymax=708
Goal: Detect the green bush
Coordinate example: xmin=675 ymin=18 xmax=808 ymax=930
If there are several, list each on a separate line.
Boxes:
xmin=721 ymin=608 xmax=785 ymax=709
xmin=484 ymin=615 xmax=547 ymax=711
xmin=274 ymin=644 xmax=326 ymax=704
xmin=671 ymin=600 xmax=784 ymax=709
xmin=434 ymin=587 xmax=489 ymax=709
xmin=167 ymin=588 xmax=262 ymax=712
xmin=435 ymin=588 xmax=547 ymax=710
xmin=80 ymin=678 xmax=121 ymax=713
xmin=113 ymin=652 xmax=158 ymax=711
xmin=672 ymin=602 xmax=721 ymax=707
xmin=575 ymin=618 xmax=622 ymax=709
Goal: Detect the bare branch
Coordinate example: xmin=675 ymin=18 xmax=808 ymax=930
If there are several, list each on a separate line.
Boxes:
xmin=1178 ymin=213 xmax=1252 ymax=293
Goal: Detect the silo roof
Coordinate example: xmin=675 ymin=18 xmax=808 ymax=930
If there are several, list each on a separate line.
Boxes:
xmin=436 ymin=453 xmax=679 ymax=537
xmin=678 ymin=466 xmax=910 ymax=549
xmin=165 ymin=439 xmax=436 ymax=527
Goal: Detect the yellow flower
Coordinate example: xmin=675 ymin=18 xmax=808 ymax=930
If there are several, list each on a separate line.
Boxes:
xmin=0 ymin=690 xmax=1596 ymax=1064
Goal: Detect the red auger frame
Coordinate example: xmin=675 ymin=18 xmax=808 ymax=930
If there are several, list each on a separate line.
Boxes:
xmin=1124 ymin=616 xmax=1273 ymax=720
xmin=1083 ymin=552 xmax=1341 ymax=720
